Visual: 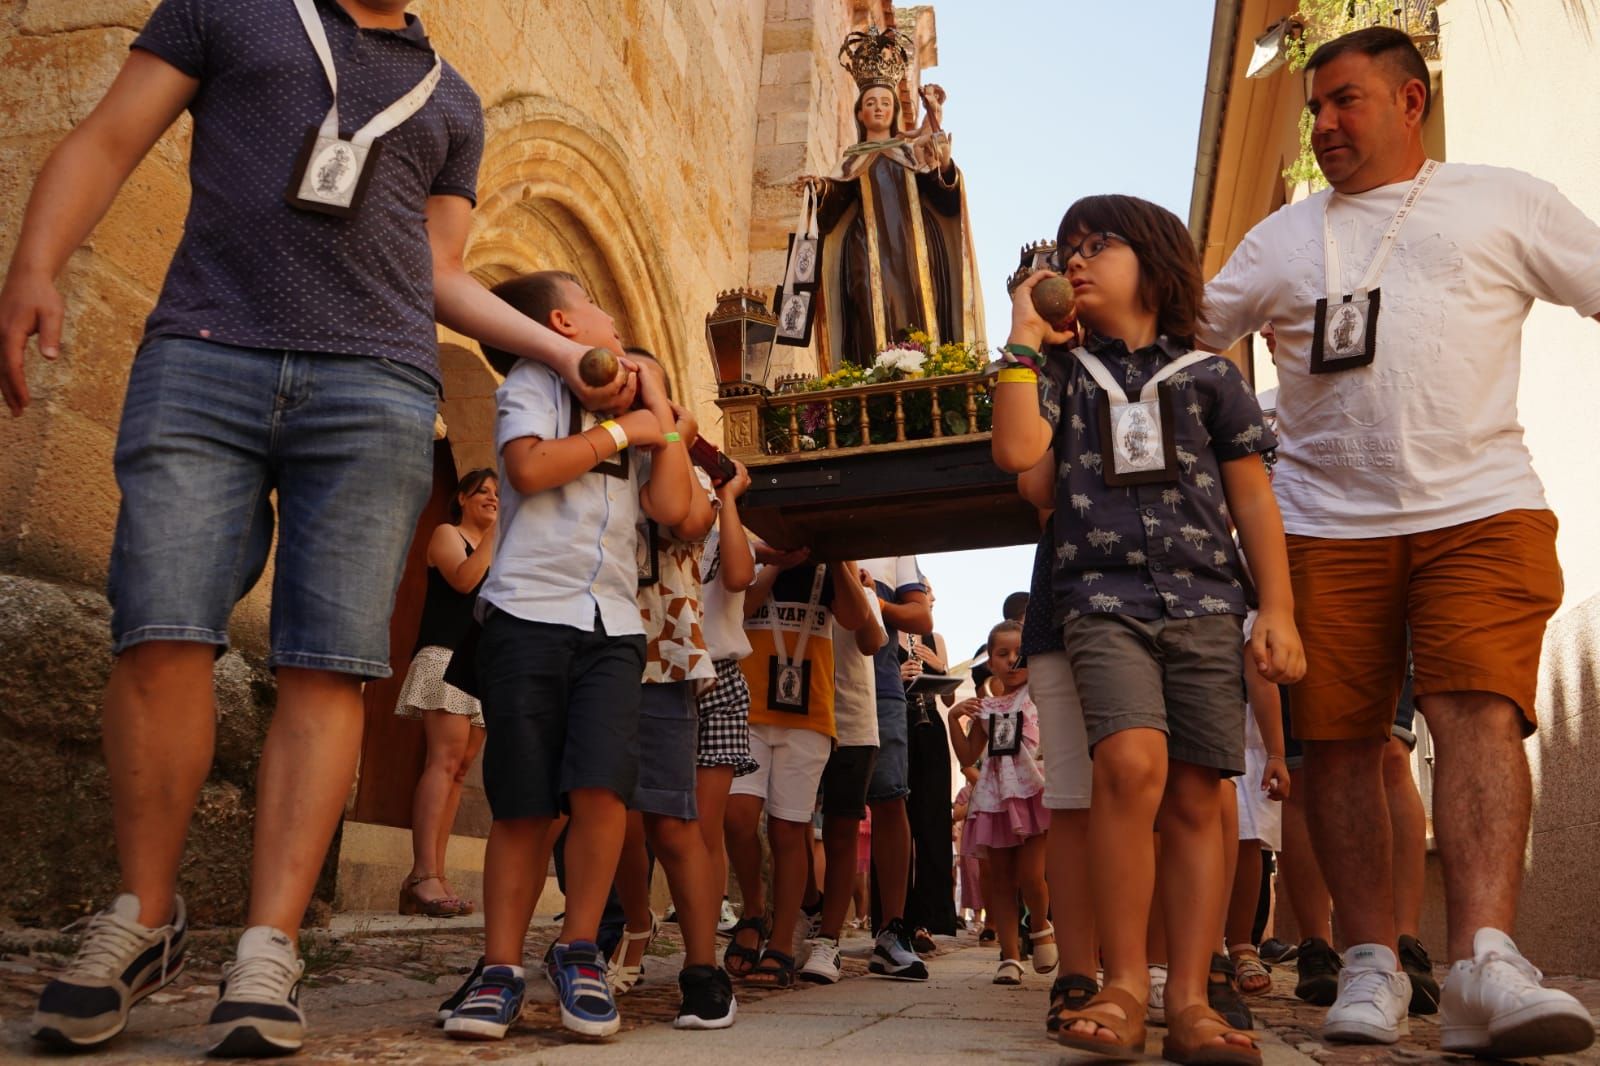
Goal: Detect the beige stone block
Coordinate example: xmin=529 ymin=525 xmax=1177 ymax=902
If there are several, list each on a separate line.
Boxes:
xmin=764 ymin=22 xmax=818 ymax=56
xmin=754 ymin=141 xmax=807 ymax=184
xmin=19 ymin=0 xmax=157 ymax=35
xmin=761 ymin=53 xmax=782 ymax=85
xmin=755 ymin=114 xmax=777 ymax=145
xmin=775 ymin=110 xmax=812 ymax=144
xmin=0 ymin=27 xmax=135 ymax=134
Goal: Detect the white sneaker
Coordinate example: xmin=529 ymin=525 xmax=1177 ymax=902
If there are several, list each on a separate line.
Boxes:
xmin=798 ymin=937 xmax=842 ymax=984
xmin=1322 ymin=943 xmax=1410 ymax=1044
xmin=206 ymin=926 xmax=307 ymax=1057
xmin=1440 ymin=928 xmax=1597 ymax=1059
xmin=1147 ymin=964 xmax=1167 ymax=1025
xmin=717 ymin=898 xmax=739 ymax=935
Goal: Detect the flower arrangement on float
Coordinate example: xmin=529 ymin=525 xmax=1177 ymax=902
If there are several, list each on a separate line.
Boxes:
xmin=760 ymin=330 xmax=992 ymax=454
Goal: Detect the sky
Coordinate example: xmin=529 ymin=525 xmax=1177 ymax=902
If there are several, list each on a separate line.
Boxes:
xmin=913 ymin=0 xmax=1214 ymax=664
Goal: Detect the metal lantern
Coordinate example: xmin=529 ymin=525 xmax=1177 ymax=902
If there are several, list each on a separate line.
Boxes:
xmin=706 ymin=288 xmax=778 ymax=396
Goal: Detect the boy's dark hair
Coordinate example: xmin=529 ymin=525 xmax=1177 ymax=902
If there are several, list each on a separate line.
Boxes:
xmin=1001 ymin=591 xmax=1030 ymax=622
xmin=1057 ymin=195 xmax=1203 ymax=349
xmin=449 ymin=468 xmax=497 ymax=523
xmin=986 ymin=619 xmax=1023 ymax=654
xmin=625 ymin=346 xmax=670 ymax=401
xmin=1306 ymin=26 xmax=1432 ymax=121
xmin=481 ymin=270 xmax=584 ymax=376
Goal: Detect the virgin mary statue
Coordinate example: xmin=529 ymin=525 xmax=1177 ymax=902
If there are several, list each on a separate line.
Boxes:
xmin=800 ymin=26 xmax=984 ymax=367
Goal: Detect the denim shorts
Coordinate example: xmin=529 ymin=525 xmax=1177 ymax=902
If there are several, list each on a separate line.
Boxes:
xmin=866 ymin=696 xmax=910 ymax=803
xmin=635 ymin=681 xmax=700 ymax=820
xmin=108 ymin=337 xmax=437 ymax=677
xmin=477 ymin=609 xmax=646 ymax=820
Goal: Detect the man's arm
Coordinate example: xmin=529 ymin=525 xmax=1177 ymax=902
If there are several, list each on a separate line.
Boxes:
xmin=426 ymin=195 xmax=628 ymax=411
xmin=880 ymin=589 xmax=933 ymax=637
xmin=991 ymin=272 xmax=1070 ymax=472
xmin=715 ymin=463 xmax=756 ymax=592
xmin=829 ymin=560 xmax=875 ymax=634
xmin=0 ymin=50 xmax=198 ymax=415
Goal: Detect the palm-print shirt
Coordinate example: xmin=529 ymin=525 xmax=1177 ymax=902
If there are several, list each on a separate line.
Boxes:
xmin=1038 ymin=335 xmax=1276 ymax=625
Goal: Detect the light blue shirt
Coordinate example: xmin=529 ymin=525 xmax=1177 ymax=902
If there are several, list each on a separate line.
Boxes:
xmin=479 ymin=360 xmax=647 ymax=636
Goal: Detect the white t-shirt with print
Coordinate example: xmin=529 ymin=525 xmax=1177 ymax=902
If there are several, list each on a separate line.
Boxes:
xmin=698 ymin=525 xmax=755 ymax=662
xmin=1201 ymin=162 xmax=1600 ymax=538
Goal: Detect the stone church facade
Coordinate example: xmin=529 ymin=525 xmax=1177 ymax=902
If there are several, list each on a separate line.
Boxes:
xmin=0 ymin=0 xmax=941 ymax=925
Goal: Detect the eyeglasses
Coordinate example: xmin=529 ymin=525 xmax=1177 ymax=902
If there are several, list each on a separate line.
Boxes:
xmin=1049 ymin=231 xmax=1128 ymax=270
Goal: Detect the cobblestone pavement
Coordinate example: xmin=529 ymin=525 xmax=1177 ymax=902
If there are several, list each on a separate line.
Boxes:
xmin=2 ymin=920 xmax=1596 ymax=1064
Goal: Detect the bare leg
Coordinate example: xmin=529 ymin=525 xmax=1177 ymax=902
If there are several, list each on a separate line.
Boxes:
xmin=984 ymin=848 xmax=1021 ymax=960
xmin=819 ymin=814 xmax=863 ymax=939
xmin=1383 ymin=736 xmax=1428 ymax=938
xmin=102 ymin=642 xmax=218 ymax=927
xmin=694 ymin=765 xmax=735 ymax=913
xmin=763 ymin=816 xmax=811 ymax=958
xmin=483 ymin=816 xmax=552 ymax=966
xmin=410 ymin=710 xmax=472 ymax=903
xmin=556 ymin=787 xmax=629 ymax=945
xmin=1280 ymin=779 xmax=1333 ymax=943
xmin=1419 ymin=691 xmax=1531 ymax=962
xmin=613 ymin=811 xmax=655 ymax=969
xmin=1159 ymin=762 xmax=1252 ymax=1051
xmin=247 ymin=668 xmax=366 ymax=942
xmin=1066 ymin=728 xmax=1165 ymax=1042
xmin=645 ymin=812 xmax=718 ymax=968
xmin=723 ymin=794 xmax=767 ymax=972
xmin=1303 ymin=737 xmax=1394 ymax=952
xmin=1016 ymin=834 xmax=1051 ymax=947
xmin=868 ymin=798 xmax=912 ymax=927
xmin=1227 ymin=843 xmax=1266 ymax=949
xmin=436 ymin=725 xmax=484 ymax=902
xmin=1046 ymin=808 xmax=1097 ymax=975
xmin=1218 ymin=782 xmax=1240 ymax=941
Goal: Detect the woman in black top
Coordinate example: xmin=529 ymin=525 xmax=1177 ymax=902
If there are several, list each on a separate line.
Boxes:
xmin=394 ymin=468 xmax=497 ymax=917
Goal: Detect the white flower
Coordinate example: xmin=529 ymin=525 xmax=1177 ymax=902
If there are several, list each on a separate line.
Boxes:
xmin=799 ymin=434 xmax=818 ymax=451
xmin=874 ymin=348 xmax=927 ymax=374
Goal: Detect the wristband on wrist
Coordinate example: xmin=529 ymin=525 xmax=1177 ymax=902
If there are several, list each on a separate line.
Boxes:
xmin=1266 ymin=754 xmax=1287 ymax=764
xmin=1002 ymin=343 xmax=1044 ymax=373
xmin=600 ymin=419 xmax=629 ymax=452
xmin=663 ymin=431 xmax=682 ymax=443
xmin=996 ymin=367 xmax=1039 ymax=385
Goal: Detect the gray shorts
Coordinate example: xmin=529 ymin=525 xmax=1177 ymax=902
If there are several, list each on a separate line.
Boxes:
xmin=1064 ymin=613 xmax=1246 ymax=777
xmin=634 ymin=680 xmax=700 ymax=820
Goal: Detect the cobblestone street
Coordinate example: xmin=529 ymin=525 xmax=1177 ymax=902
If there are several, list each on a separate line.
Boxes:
xmin=3 ymin=918 xmax=1597 ymax=1064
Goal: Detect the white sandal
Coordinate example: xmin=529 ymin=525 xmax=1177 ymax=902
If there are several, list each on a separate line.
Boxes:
xmin=606 ymin=913 xmax=659 ymax=994
xmin=994 ymin=958 xmax=1024 ymax=985
xmin=1030 ymin=921 xmax=1059 ymax=974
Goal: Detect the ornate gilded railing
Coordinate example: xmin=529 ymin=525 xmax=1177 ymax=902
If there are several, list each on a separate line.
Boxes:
xmin=715 ymin=371 xmax=992 ymax=462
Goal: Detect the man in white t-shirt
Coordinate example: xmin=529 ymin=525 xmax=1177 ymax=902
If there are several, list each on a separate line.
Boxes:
xmin=1200 ymin=26 xmax=1600 ymax=1058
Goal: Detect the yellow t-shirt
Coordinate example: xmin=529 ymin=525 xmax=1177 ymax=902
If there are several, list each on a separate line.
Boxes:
xmin=742 ymin=563 xmax=837 ymax=739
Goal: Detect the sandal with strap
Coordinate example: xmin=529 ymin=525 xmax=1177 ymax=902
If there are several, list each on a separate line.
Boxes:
xmin=398 ymin=874 xmax=463 ymax=918
xmin=994 ymin=958 xmax=1024 ymax=985
xmin=1047 ymin=973 xmax=1102 ymax=1033
xmin=1161 ymin=1004 xmax=1261 ymax=1065
xmin=723 ymin=915 xmax=769 ymax=978
xmin=606 ymin=913 xmax=659 ymax=994
xmin=744 ymin=948 xmax=795 ymax=989
xmin=1031 ymin=921 xmax=1059 ymax=974
xmin=1229 ymin=947 xmax=1271 ymax=996
xmin=1055 ymin=985 xmax=1149 ymax=1056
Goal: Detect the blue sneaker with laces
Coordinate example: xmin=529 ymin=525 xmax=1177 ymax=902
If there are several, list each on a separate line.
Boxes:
xmin=442 ymin=964 xmax=525 ymax=1041
xmin=548 ymin=941 xmax=620 ymax=1037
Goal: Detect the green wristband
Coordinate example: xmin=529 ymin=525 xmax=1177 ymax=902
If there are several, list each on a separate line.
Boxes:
xmin=663 ymin=431 xmax=682 ymax=443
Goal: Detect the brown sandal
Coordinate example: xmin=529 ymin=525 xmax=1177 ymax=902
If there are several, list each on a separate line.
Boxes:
xmin=1229 ymin=947 xmax=1271 ymax=995
xmin=1055 ymin=985 xmax=1149 ymax=1056
xmin=1160 ymin=1004 xmax=1261 ymax=1065
xmin=398 ymin=874 xmax=463 ymax=918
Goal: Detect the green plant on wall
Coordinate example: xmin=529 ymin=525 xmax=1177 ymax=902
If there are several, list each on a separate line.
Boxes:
xmin=1281 ymin=0 xmax=1363 ymax=190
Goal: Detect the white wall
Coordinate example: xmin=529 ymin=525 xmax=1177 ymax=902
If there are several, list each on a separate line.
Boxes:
xmin=1438 ymin=0 xmax=1600 ymax=614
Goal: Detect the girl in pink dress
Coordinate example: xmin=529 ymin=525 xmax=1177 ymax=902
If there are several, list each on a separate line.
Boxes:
xmin=948 ymin=620 xmax=1055 ymax=985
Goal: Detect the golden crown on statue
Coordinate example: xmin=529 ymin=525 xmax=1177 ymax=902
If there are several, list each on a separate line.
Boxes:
xmin=839 ymin=25 xmax=913 ymax=91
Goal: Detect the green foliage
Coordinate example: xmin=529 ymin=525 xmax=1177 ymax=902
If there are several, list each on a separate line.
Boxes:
xmin=1279 ymin=0 xmax=1362 ymax=191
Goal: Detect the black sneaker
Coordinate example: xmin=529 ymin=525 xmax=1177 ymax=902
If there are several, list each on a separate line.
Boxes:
xmin=1398 ymin=934 xmax=1440 ymax=1016
xmin=911 ymin=927 xmax=938 ymax=956
xmin=1295 ymin=937 xmax=1343 ymax=1006
xmin=868 ymin=918 xmax=929 ymax=981
xmin=206 ymin=927 xmax=306 ymax=1057
xmin=32 ymin=894 xmax=188 ymax=1050
xmin=1259 ymin=937 xmax=1298 ymax=965
xmin=1207 ymin=953 xmax=1254 ymax=1030
xmin=673 ymin=964 xmax=737 ymax=1030
xmin=435 ymin=956 xmax=485 ymax=1024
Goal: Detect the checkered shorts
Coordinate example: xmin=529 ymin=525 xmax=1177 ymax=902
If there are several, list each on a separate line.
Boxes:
xmin=697 ymin=659 xmax=759 ymax=777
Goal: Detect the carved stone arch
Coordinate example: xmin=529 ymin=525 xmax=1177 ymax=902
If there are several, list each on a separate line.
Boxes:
xmin=466 ymin=96 xmax=692 ymax=392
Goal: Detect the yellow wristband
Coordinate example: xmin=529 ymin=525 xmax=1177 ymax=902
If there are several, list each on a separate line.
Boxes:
xmin=600 ymin=419 xmax=629 ymax=451
xmin=997 ymin=368 xmax=1039 ymax=384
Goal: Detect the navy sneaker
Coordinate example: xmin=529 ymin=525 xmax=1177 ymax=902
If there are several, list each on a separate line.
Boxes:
xmin=674 ymin=964 xmax=736 ymax=1030
xmin=205 ymin=927 xmax=306 ymax=1058
xmin=548 ymin=941 xmax=620 ymax=1037
xmin=32 ymin=894 xmax=187 ymax=1050
xmin=435 ymin=956 xmax=485 ymax=1024
xmin=442 ymin=964 xmax=526 ymax=1041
